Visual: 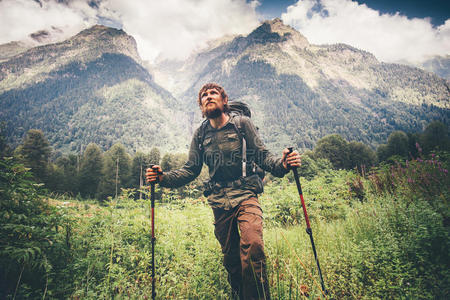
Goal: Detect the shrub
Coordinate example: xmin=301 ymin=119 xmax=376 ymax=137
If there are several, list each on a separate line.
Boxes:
xmin=0 ymin=157 xmax=73 ymax=299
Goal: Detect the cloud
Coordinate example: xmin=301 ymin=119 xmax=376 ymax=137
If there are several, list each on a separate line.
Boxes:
xmin=0 ymin=0 xmax=260 ymax=62
xmin=281 ymin=0 xmax=450 ymax=63
xmin=99 ymin=0 xmax=260 ymax=61
xmin=0 ymin=0 xmax=97 ymax=45
xmin=8 ymin=0 xmax=447 ymax=65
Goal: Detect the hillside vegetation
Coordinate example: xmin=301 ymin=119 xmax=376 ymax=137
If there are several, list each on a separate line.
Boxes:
xmin=0 ymin=26 xmax=189 ymax=153
xmin=176 ymin=19 xmax=449 ymax=151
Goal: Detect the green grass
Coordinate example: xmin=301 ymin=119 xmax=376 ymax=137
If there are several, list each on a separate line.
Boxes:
xmin=61 ymin=174 xmax=448 ymax=299
xmin=2 ymin=156 xmax=448 ymax=299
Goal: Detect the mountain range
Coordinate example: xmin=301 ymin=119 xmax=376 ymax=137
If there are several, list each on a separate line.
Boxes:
xmin=0 ymin=25 xmax=190 ymax=153
xmin=0 ymin=19 xmax=449 ymax=154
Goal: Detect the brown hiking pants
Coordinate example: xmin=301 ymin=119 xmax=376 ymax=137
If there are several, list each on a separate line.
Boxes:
xmin=213 ymin=197 xmax=271 ymax=300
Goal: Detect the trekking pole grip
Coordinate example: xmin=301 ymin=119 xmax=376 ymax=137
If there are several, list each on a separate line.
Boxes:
xmin=149 ymin=164 xmax=162 ymax=184
xmin=287 ymin=147 xmax=300 ymax=178
xmin=286 ymin=147 xmax=294 ymax=169
xmin=287 ymin=147 xmax=303 ymax=194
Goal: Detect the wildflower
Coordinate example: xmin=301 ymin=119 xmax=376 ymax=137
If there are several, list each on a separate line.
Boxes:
xmin=416 ymin=142 xmax=422 ymax=153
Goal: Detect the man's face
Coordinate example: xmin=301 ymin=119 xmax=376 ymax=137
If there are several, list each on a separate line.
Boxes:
xmin=200 ymin=88 xmax=227 ymax=119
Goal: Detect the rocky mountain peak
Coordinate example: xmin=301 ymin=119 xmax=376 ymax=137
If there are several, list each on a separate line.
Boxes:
xmin=266 ymin=18 xmax=296 ymax=36
xmin=246 ymin=18 xmax=309 ymax=49
xmin=71 ymin=25 xmax=141 ymax=63
xmin=74 ymin=25 xmax=122 ymax=38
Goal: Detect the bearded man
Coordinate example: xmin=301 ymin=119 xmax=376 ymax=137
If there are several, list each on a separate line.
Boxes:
xmin=147 ymin=83 xmax=301 ymax=299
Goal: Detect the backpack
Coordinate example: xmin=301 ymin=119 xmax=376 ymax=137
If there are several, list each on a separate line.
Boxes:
xmin=197 ymin=101 xmax=265 ymax=180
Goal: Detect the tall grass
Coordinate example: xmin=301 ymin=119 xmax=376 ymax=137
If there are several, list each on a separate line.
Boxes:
xmin=2 ymin=153 xmax=448 ymax=299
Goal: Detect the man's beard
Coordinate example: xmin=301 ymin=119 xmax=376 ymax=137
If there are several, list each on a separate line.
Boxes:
xmin=204 ymin=106 xmax=223 ymax=119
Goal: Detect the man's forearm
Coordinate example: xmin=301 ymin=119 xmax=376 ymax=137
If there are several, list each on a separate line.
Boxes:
xmin=159 ymin=163 xmax=200 ymax=188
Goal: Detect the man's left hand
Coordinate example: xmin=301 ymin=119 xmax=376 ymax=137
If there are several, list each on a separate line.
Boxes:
xmin=282 ymin=148 xmax=301 ymax=169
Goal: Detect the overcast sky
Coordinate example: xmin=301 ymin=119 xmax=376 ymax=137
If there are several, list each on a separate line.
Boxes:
xmin=0 ymin=0 xmax=448 ymax=64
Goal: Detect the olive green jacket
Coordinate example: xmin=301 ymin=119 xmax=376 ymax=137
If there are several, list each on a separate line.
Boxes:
xmin=160 ymin=114 xmax=288 ymax=209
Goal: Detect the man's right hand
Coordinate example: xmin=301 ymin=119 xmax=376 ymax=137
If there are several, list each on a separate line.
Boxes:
xmin=146 ymin=165 xmax=163 ymax=184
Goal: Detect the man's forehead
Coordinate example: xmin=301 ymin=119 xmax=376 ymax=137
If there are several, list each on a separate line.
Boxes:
xmin=204 ymin=88 xmax=219 ymax=92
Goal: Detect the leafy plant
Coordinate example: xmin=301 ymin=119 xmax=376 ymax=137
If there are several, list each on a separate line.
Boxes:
xmin=0 ymin=157 xmax=73 ymax=299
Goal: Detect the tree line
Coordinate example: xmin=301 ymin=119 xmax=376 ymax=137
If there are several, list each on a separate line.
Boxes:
xmin=1 ymin=121 xmax=448 ymax=201
xmin=306 ymin=121 xmax=449 ymax=174
xmin=1 ymin=126 xmax=163 ymax=200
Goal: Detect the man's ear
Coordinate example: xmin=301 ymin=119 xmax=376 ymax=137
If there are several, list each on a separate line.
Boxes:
xmin=223 ymin=96 xmax=228 ymax=105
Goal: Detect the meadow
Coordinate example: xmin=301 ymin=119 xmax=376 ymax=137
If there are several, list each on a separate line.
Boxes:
xmin=1 ymin=152 xmax=448 ymax=299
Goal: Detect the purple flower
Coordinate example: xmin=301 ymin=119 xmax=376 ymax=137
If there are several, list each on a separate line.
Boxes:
xmin=416 ymin=142 xmax=422 ymax=153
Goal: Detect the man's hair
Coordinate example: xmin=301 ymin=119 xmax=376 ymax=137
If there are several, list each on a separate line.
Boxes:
xmin=197 ymin=83 xmax=230 ymax=114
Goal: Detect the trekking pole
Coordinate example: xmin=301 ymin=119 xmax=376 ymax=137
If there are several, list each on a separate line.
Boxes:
xmin=287 ymin=147 xmax=328 ymax=296
xmin=148 ymin=165 xmax=161 ymax=300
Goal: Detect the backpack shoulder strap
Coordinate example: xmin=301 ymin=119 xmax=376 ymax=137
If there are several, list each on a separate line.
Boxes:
xmin=197 ymin=119 xmax=209 ymax=152
xmin=232 ymin=115 xmax=265 ymax=179
xmin=231 ymin=114 xmax=247 ymax=177
xmin=231 ymin=114 xmax=245 ymax=140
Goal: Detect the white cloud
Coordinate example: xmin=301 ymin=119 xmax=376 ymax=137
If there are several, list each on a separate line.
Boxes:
xmin=0 ymin=0 xmax=96 ymax=45
xmin=0 ymin=0 xmax=260 ymax=62
xmin=281 ymin=0 xmax=450 ymax=63
xmin=99 ymin=0 xmax=260 ymax=61
xmin=7 ymin=0 xmax=447 ymax=65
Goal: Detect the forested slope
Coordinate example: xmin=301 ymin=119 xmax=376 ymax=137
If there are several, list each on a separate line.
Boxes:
xmin=0 ymin=26 xmax=189 ymax=153
xmin=174 ymin=19 xmax=449 ymax=151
